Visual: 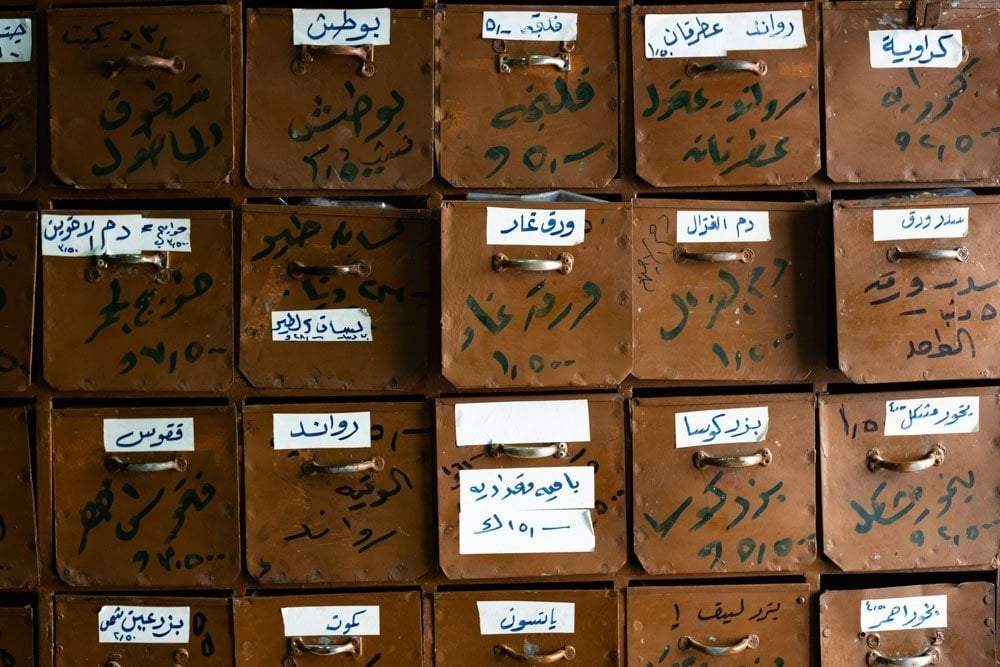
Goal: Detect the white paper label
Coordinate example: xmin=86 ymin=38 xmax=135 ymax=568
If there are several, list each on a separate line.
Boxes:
xmin=675 ymin=406 xmax=769 ymax=448
xmin=645 ymin=11 xmax=806 ymax=58
xmin=461 ymin=467 xmax=595 ymax=511
xmin=860 ymin=595 xmax=947 ymax=632
xmin=869 ymin=30 xmax=962 ymax=68
xmin=884 ymin=396 xmax=979 ymax=436
xmin=103 ymin=418 xmax=195 ymax=452
xmin=281 ymin=605 xmax=380 ymax=637
xmin=486 ymin=207 xmax=585 ymax=246
xmin=872 ymin=207 xmax=969 ymax=241
xmin=272 ymin=308 xmax=372 ymax=342
xmin=98 ymin=606 xmax=190 ymax=644
xmin=677 ymin=211 xmax=771 ymax=243
xmin=292 ymin=9 xmax=390 ymax=46
xmin=482 ymin=11 xmax=577 ymax=41
xmin=455 ymin=400 xmax=591 ymax=446
xmin=460 ymin=508 xmax=595 ymax=554
xmin=273 ymin=412 xmax=371 ymax=449
xmin=42 ymin=214 xmax=143 ymax=256
xmin=477 ymin=601 xmax=575 ymax=635
xmin=141 ymin=218 xmax=192 ymax=252
xmin=0 ymin=19 xmax=30 ymax=62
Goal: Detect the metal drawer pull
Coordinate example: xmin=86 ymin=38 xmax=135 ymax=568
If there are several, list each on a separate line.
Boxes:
xmin=105 ymin=455 xmax=188 ymax=473
xmin=87 ymin=252 xmax=170 ymax=284
xmin=498 ymin=53 xmax=571 ymax=72
xmin=674 ymin=247 xmax=754 ymax=264
xmin=292 ymin=44 xmax=375 ymax=77
xmin=494 ymin=644 xmax=576 ymax=663
xmin=302 ymin=456 xmax=385 ymax=476
xmin=866 ymin=444 xmax=945 ymax=473
xmin=887 ymin=246 xmax=969 ymax=263
xmin=679 ymin=634 xmax=759 ymax=656
xmin=488 ymin=442 xmax=568 ymax=459
xmin=866 ymin=648 xmax=939 ymax=667
xmin=492 ymin=252 xmax=574 ymax=274
xmin=685 ymin=60 xmax=767 ymax=78
xmin=693 ymin=448 xmax=772 ymax=469
xmin=103 ymin=55 xmax=185 ymax=79
xmin=287 ymin=260 xmax=371 ymax=279
xmin=290 ymin=636 xmax=362 ymax=657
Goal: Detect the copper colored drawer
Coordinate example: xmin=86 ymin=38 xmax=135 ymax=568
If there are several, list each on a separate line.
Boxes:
xmin=0 ymin=211 xmax=35 ymax=391
xmin=0 ymin=14 xmax=35 ymax=194
xmin=0 ymin=606 xmax=34 ymax=665
xmin=0 ymin=407 xmax=38 ymax=590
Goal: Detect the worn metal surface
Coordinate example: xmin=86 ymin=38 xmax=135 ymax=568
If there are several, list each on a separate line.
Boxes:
xmin=0 ymin=408 xmax=38 ymax=590
xmin=42 ymin=209 xmax=234 ymax=392
xmin=0 ymin=606 xmax=34 ymax=665
xmin=437 ymin=5 xmax=619 ymax=188
xmin=834 ymin=195 xmax=1000 ymax=383
xmin=0 ymin=211 xmax=35 ymax=391
xmin=441 ymin=201 xmax=631 ymax=388
xmin=245 ymin=9 xmax=433 ymax=190
xmin=0 ymin=12 xmax=35 ymax=195
xmin=52 ymin=407 xmax=240 ymax=588
xmin=47 ymin=6 xmax=234 ymax=188
xmin=824 ymin=1 xmax=1000 ymax=183
xmin=240 ymin=204 xmax=431 ymax=391
xmin=632 ymin=200 xmax=818 ymax=381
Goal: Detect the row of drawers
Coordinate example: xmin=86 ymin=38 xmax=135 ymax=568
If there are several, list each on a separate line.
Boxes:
xmin=1 ymin=3 xmax=998 ymax=192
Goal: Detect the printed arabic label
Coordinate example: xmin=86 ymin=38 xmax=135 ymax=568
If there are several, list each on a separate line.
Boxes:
xmin=477 ymin=601 xmax=575 ymax=635
xmin=455 ymin=399 xmax=591 ymax=447
xmin=292 ymin=9 xmax=390 ymax=46
xmin=98 ymin=606 xmax=190 ymax=644
xmin=884 ymin=396 xmax=979 ymax=436
xmin=0 ymin=18 xmax=30 ymax=63
xmin=459 ymin=508 xmax=595 ymax=554
xmin=677 ymin=211 xmax=771 ymax=243
xmin=675 ymin=406 xmax=769 ymax=448
xmin=141 ymin=218 xmax=192 ymax=252
xmin=103 ymin=418 xmax=195 ymax=453
xmin=271 ymin=308 xmax=373 ymax=342
xmin=42 ymin=214 xmax=144 ymax=256
xmin=872 ymin=207 xmax=969 ymax=241
xmin=860 ymin=595 xmax=947 ymax=632
xmin=482 ymin=11 xmax=577 ymax=41
xmin=485 ymin=207 xmax=585 ymax=247
xmin=869 ymin=30 xmax=962 ymax=68
xmin=281 ymin=605 xmax=380 ymax=637
xmin=460 ymin=466 xmax=595 ymax=512
xmin=273 ymin=412 xmax=372 ymax=450
xmin=645 ymin=11 xmax=806 ymax=59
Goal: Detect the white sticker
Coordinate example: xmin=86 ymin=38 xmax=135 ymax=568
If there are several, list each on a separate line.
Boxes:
xmin=272 ymin=308 xmax=372 ymax=342
xmin=281 ymin=606 xmax=380 ymax=637
xmin=98 ymin=606 xmax=190 ymax=644
xmin=482 ymin=11 xmax=577 ymax=41
xmin=460 ymin=509 xmax=595 ymax=554
xmin=884 ymin=396 xmax=979 ymax=436
xmin=141 ymin=218 xmax=192 ymax=252
xmin=455 ymin=400 xmax=591 ymax=447
xmin=0 ymin=19 xmax=30 ymax=63
xmin=273 ymin=412 xmax=371 ymax=449
xmin=41 ymin=214 xmax=143 ymax=256
xmin=860 ymin=595 xmax=947 ymax=632
xmin=677 ymin=211 xmax=771 ymax=243
xmin=872 ymin=207 xmax=969 ymax=241
xmin=477 ymin=601 xmax=575 ymax=635
xmin=292 ymin=9 xmax=390 ymax=46
xmin=103 ymin=418 xmax=195 ymax=452
xmin=675 ymin=406 xmax=769 ymax=448
xmin=461 ymin=467 xmax=595 ymax=512
xmin=869 ymin=30 xmax=962 ymax=68
xmin=486 ymin=207 xmax=585 ymax=246
xmin=644 ymin=11 xmax=806 ymax=58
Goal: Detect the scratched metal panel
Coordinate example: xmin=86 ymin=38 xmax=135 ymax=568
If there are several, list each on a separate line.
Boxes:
xmin=438 ymin=5 xmax=619 ymax=188
xmin=47 ymin=7 xmax=234 ymax=188
xmin=632 ymin=3 xmax=820 ymax=187
xmin=245 ymin=9 xmax=433 ymax=190
xmin=441 ymin=201 xmax=631 ymax=389
xmin=824 ymin=2 xmax=1000 ymax=183
xmin=0 ymin=607 xmax=34 ymax=665
xmin=632 ymin=395 xmax=817 ymax=575
xmin=240 ymin=205 xmax=431 ymax=391
xmin=435 ymin=589 xmax=618 ymax=666
xmin=0 ymin=211 xmax=35 ymax=392
xmin=243 ymin=402 xmax=434 ymax=585
xmin=632 ymin=200 xmax=818 ymax=381
xmin=0 ymin=408 xmax=38 ymax=590
xmin=42 ymin=209 xmax=234 ymax=392
xmin=52 ymin=407 xmax=240 ymax=588
xmin=436 ymin=394 xmax=627 ymax=580
xmin=834 ymin=195 xmax=1000 ymax=383
xmin=0 ymin=12 xmax=35 ymax=195
xmin=55 ymin=595 xmax=233 ymax=666
xmin=234 ymin=592 xmax=422 ymax=665
xmin=820 ymin=583 xmax=996 ymax=666
xmin=819 ymin=389 xmax=1000 ymax=571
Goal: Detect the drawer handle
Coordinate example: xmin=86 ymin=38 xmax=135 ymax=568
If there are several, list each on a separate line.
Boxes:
xmin=287 ymin=260 xmax=372 ymax=279
xmin=498 ymin=53 xmax=571 ymax=73
xmin=886 ymin=246 xmax=969 ymax=263
xmin=86 ymin=252 xmax=171 ymax=284
xmin=685 ymin=60 xmax=767 ymax=78
xmin=488 ymin=442 xmax=568 ymax=459
xmin=692 ymin=448 xmax=771 ymax=469
xmin=866 ymin=444 xmax=945 ymax=473
xmin=866 ymin=630 xmax=943 ymax=666
xmin=679 ymin=634 xmax=759 ymax=656
xmin=292 ymin=44 xmax=375 ymax=77
xmin=105 ymin=455 xmax=188 ymax=473
xmin=290 ymin=636 xmax=362 ymax=657
xmin=674 ymin=247 xmax=754 ymax=264
xmin=102 ymin=55 xmax=185 ymax=79
xmin=492 ymin=253 xmax=574 ymax=274
xmin=494 ymin=644 xmax=576 ymax=663
xmin=302 ymin=456 xmax=385 ymax=476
